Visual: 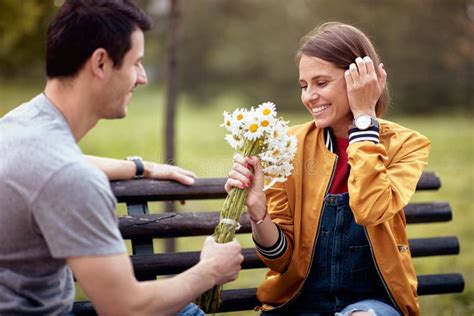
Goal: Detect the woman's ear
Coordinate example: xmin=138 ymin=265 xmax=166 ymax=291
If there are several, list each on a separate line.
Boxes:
xmin=89 ymin=48 xmax=109 ymax=79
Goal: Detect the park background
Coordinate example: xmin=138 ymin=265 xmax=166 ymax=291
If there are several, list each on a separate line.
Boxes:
xmin=0 ymin=0 xmax=472 ymax=315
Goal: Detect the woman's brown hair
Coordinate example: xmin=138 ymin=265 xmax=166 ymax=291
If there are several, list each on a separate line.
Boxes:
xmin=296 ymin=22 xmax=390 ymax=117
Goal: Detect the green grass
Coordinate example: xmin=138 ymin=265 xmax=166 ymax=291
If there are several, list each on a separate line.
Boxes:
xmin=1 ymin=85 xmax=472 ymax=315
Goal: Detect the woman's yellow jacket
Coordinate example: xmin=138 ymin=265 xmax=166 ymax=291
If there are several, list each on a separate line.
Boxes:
xmin=256 ymin=119 xmax=431 ymax=316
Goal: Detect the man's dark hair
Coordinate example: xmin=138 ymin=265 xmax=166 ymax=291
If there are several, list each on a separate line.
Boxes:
xmin=46 ymin=0 xmax=152 ymax=78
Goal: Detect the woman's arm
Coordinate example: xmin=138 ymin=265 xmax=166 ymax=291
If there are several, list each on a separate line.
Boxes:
xmin=227 ymin=156 xmax=279 ymax=245
xmin=347 ymin=129 xmax=430 ymax=226
xmin=225 ymin=156 xmax=293 ymax=273
xmin=344 ymin=57 xmax=431 ymax=226
xmin=84 ymin=155 xmax=196 ymax=185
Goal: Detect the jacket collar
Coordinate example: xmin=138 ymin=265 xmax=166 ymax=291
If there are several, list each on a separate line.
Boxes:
xmin=324 ymin=128 xmax=336 ymax=154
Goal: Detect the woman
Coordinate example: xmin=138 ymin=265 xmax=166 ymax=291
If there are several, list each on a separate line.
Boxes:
xmin=226 ymin=22 xmax=430 ymax=315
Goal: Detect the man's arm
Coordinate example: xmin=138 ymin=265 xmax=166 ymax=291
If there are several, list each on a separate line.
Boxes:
xmin=84 ymin=155 xmax=196 ymax=184
xmin=68 ymin=237 xmax=242 ymax=316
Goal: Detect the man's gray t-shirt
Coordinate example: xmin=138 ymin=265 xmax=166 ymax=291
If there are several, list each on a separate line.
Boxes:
xmin=0 ymin=94 xmax=126 ymax=314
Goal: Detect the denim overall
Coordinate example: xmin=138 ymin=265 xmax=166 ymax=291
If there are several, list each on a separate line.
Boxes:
xmin=269 ymin=193 xmax=393 ymax=315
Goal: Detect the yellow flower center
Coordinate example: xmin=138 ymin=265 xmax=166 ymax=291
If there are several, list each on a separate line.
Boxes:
xmin=261 ymin=120 xmax=269 ymax=127
xmin=249 ymin=124 xmax=259 ymax=133
xmin=226 ymin=120 xmax=231 ymax=126
xmin=237 ymin=114 xmax=244 ymax=120
xmin=263 ymin=109 xmax=271 ymax=115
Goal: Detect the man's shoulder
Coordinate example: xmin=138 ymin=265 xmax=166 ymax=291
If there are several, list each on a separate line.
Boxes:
xmin=2 ymin=131 xmax=82 ymax=186
xmin=40 ymin=160 xmax=113 ymax=205
xmin=29 ymin=159 xmax=114 ymax=215
xmin=1 ymin=94 xmax=113 ymax=205
xmin=56 ymin=160 xmax=110 ymax=188
xmin=2 ymin=94 xmax=51 ymax=125
xmin=1 ymin=93 xmax=72 ymax=141
xmin=1 ymin=94 xmax=81 ymax=180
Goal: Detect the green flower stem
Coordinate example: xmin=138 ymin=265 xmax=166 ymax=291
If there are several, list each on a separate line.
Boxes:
xmin=196 ymin=139 xmax=262 ymax=313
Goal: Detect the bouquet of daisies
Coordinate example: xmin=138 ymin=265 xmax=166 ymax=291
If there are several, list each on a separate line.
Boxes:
xmin=196 ymin=102 xmax=297 ymax=313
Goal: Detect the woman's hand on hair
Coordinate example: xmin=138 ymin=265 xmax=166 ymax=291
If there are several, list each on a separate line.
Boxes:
xmin=344 ymin=56 xmax=387 ymax=118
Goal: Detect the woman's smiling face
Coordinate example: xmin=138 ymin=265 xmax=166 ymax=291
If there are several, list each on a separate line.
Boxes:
xmin=299 ymin=54 xmax=353 ymax=138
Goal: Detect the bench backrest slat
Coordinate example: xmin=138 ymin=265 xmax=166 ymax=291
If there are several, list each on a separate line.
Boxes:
xmin=72 ymin=273 xmax=465 ymax=315
xmin=118 ymin=202 xmax=451 ymax=239
xmin=111 ymin=172 xmax=441 ymax=203
xmin=130 ymin=237 xmax=459 ymax=276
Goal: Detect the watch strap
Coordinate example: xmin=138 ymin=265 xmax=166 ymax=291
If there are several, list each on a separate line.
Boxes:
xmin=369 ymin=117 xmax=379 ymax=129
xmin=127 ymin=156 xmax=145 ymax=179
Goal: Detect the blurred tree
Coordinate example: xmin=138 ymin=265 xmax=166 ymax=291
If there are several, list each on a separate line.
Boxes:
xmin=164 ymin=0 xmax=181 ymax=252
xmin=362 ymin=0 xmax=474 ymax=114
xmin=0 ymin=0 xmax=472 ymax=114
xmin=179 ymin=0 xmax=310 ymax=109
xmin=0 ymin=0 xmax=56 ymax=79
xmin=178 ymin=0 xmax=473 ymax=114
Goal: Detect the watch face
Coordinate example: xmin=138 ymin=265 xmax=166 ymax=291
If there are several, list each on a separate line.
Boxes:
xmin=356 ymin=115 xmax=371 ymax=130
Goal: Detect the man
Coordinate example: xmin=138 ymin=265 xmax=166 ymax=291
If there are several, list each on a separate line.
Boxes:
xmin=0 ymin=1 xmax=243 ymax=315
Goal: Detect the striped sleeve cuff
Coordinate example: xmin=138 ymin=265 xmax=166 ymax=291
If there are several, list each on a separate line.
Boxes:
xmin=253 ymin=226 xmax=287 ymax=259
xmin=348 ymin=125 xmax=380 ymax=145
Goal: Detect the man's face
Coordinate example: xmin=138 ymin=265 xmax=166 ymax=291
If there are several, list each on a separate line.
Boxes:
xmin=100 ymin=29 xmax=148 ymax=119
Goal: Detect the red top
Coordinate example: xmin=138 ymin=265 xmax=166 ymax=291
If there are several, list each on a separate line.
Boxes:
xmin=328 ymin=137 xmax=350 ymax=194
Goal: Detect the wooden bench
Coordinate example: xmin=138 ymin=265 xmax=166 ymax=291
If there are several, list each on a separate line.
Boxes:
xmin=73 ymin=172 xmax=465 ymax=314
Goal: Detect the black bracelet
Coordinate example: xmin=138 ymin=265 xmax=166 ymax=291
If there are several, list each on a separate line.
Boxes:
xmin=126 ymin=156 xmax=145 ymax=179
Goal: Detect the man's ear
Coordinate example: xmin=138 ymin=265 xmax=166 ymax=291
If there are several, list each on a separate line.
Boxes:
xmin=90 ymin=48 xmax=109 ymax=79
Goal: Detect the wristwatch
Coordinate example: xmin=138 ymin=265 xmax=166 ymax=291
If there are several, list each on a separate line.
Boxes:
xmin=126 ymin=156 xmax=145 ymax=179
xmin=353 ymin=114 xmax=379 ymax=130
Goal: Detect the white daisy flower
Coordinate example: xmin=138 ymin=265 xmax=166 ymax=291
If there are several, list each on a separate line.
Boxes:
xmin=243 ymin=121 xmax=264 ymax=141
xmin=221 ymin=102 xmax=297 ymax=189
xmin=286 ymin=135 xmax=298 ymax=155
xmin=262 ymin=165 xmax=280 ymax=177
xmin=232 ymin=108 xmax=247 ymax=128
xmin=269 ymin=119 xmax=288 ymax=140
xmin=257 ymin=102 xmax=277 ymax=118
xmin=280 ymin=162 xmax=294 ymax=177
xmin=255 ymin=109 xmax=275 ymax=133
xmin=242 ymin=111 xmax=264 ymax=141
xmin=220 ymin=111 xmax=233 ymax=132
xmin=225 ymin=134 xmax=244 ymax=150
xmin=259 ymin=151 xmax=278 ymax=164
